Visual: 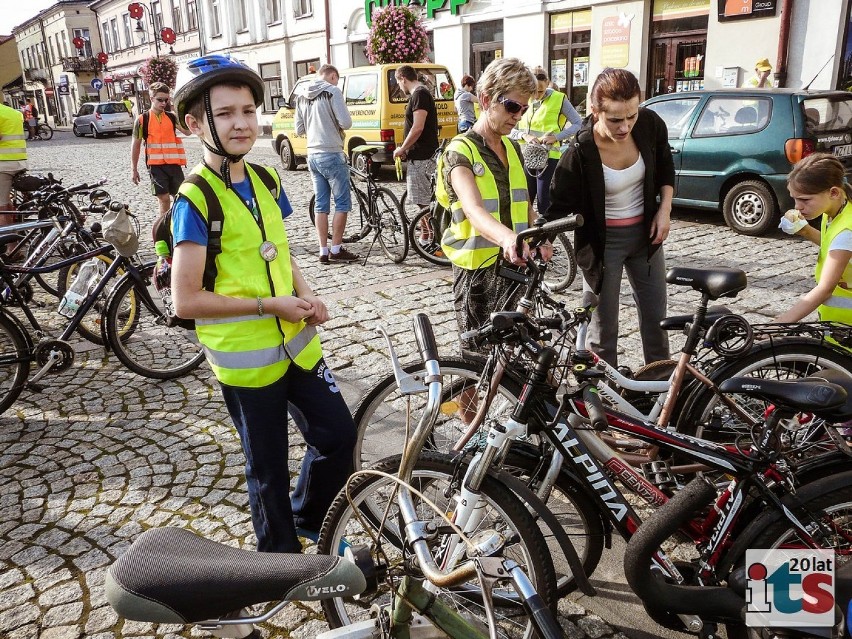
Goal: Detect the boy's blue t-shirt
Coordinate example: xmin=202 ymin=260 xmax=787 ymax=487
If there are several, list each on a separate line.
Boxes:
xmin=172 ymin=174 xmax=293 ymax=246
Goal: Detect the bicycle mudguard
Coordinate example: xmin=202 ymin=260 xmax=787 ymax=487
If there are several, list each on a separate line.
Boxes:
xmin=495 ymin=469 xmax=595 ymax=596
xmin=106 ymin=527 xmax=367 ymax=623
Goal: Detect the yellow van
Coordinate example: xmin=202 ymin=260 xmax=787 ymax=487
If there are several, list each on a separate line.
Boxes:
xmin=271 ymin=63 xmax=458 ymax=175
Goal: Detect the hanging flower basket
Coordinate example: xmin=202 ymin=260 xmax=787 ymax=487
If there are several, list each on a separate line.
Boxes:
xmin=366 ymin=5 xmax=430 ymax=65
xmin=139 ymin=56 xmax=178 ymax=89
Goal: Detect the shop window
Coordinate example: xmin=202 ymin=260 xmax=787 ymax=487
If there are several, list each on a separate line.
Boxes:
xmin=548 ymin=10 xmax=591 ymax=115
xmin=649 ymin=0 xmax=709 ymax=97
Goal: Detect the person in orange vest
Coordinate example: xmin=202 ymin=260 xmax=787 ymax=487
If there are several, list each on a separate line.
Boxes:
xmin=130 ymin=82 xmax=189 ymax=217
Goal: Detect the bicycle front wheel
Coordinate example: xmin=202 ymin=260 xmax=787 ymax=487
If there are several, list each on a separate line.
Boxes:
xmin=408 ymin=206 xmax=451 ymax=267
xmin=104 ymin=265 xmax=205 ymax=379
xmin=543 ymin=233 xmax=577 ymax=293
xmin=373 ymin=187 xmax=408 ymax=263
xmin=0 ymin=310 xmax=30 ymax=414
xmin=318 ymin=451 xmax=557 ymax=639
xmin=352 ymin=358 xmax=522 ymax=471
xmin=37 ymin=124 xmax=53 ymax=141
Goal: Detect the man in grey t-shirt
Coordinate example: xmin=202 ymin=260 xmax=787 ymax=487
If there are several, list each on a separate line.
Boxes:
xmin=295 ymin=64 xmax=358 ymax=264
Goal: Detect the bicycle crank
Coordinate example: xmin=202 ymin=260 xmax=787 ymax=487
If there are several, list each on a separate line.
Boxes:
xmin=30 ymin=339 xmax=75 ymax=386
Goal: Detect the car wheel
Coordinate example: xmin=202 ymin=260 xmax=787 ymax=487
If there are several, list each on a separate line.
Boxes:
xmin=72 ymin=124 xmax=83 ymax=137
xmin=279 ymin=139 xmax=296 ymax=170
xmin=722 ymin=179 xmax=777 ymax=236
xmin=91 ymin=125 xmax=101 ymax=139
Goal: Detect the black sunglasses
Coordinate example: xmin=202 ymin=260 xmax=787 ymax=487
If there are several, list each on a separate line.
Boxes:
xmin=497 ymin=96 xmax=529 ymax=115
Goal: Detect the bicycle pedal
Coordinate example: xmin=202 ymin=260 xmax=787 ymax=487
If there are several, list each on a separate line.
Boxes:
xmin=640 ymin=459 xmax=676 ymax=489
xmin=26 ymin=382 xmax=45 ymax=392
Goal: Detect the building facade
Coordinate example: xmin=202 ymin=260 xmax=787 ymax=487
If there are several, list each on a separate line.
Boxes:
xmin=198 ymin=0 xmax=328 ymax=132
xmin=12 ymin=1 xmax=105 ymax=127
xmin=0 ymin=36 xmax=25 ymax=106
xmin=88 ymin=0 xmax=202 ymax=114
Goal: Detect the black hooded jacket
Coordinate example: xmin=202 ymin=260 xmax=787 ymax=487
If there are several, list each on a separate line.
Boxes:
xmin=544 ymin=107 xmax=675 ymax=294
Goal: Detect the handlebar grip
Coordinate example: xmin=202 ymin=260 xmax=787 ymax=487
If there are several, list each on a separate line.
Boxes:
xmin=583 ymin=385 xmax=608 ymax=431
xmin=515 ymin=214 xmax=585 ymax=254
xmin=525 ymin=594 xmax=564 ymax=639
xmin=413 ymin=313 xmax=439 ymax=364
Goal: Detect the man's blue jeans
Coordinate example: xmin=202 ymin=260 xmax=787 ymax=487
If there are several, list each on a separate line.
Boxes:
xmin=308 ymin=151 xmax=351 ymax=214
xmin=220 ymin=358 xmax=356 ymax=553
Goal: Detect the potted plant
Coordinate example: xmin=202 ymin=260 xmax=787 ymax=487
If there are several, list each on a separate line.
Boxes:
xmin=366 ymin=5 xmax=430 ymax=65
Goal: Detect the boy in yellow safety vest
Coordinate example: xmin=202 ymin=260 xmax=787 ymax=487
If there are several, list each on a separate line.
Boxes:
xmin=170 ymin=55 xmax=356 ymax=553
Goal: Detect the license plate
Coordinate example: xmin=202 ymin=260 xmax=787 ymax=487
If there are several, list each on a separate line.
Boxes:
xmin=834 ymin=144 xmax=852 ymax=158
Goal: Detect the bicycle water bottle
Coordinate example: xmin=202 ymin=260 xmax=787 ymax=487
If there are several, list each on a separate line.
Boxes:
xmin=154 ymin=240 xmax=175 ymax=316
xmin=57 ymin=257 xmax=100 ymax=318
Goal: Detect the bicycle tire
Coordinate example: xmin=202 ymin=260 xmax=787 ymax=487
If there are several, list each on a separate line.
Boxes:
xmin=677 ymin=341 xmax=852 ymax=453
xmin=37 ymin=124 xmax=53 ymax=141
xmin=307 ymin=189 xmax=371 ymax=244
xmin=408 ymin=205 xmax=451 ymax=266
xmin=352 ymin=357 xmax=521 ymax=471
xmin=318 ymin=451 xmax=557 ymax=639
xmin=0 ymin=310 xmax=31 ymax=414
xmin=543 ymin=233 xmax=577 ymax=293
xmin=373 ymin=187 xmax=408 ymax=263
xmin=104 ymin=264 xmax=205 ymax=379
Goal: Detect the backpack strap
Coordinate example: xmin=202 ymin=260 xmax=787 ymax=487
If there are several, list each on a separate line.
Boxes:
xmin=246 ymin=162 xmax=280 ymax=200
xmin=141 ymin=112 xmax=149 ymax=140
xmin=182 ymin=174 xmax=224 ymax=292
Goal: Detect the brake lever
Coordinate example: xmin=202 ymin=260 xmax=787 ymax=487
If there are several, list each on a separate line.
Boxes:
xmin=375 ymin=325 xmax=427 ymax=395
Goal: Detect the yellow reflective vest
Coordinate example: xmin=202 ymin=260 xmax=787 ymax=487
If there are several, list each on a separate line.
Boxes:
xmin=178 ymin=163 xmax=322 ymax=387
xmin=437 ymin=135 xmax=530 ymax=270
xmin=0 ymin=104 xmax=27 ymax=162
xmin=816 ymin=200 xmax=852 ymax=324
xmin=517 ymin=90 xmax=567 ymax=160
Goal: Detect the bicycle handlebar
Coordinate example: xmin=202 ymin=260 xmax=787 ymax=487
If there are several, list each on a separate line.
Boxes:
xmin=582 ymin=385 xmax=608 ymax=431
xmin=413 ymin=312 xmax=439 ymax=364
xmin=515 ymin=214 xmax=583 ymax=255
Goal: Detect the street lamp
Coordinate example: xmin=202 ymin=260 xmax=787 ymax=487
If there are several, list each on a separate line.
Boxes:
xmin=128 ymin=2 xmax=177 ymax=56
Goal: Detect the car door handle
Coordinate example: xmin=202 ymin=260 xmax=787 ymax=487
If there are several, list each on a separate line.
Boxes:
xmin=669 ymin=147 xmax=681 ymax=154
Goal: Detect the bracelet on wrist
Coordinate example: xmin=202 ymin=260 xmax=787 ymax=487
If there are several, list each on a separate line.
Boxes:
xmin=256 ymin=296 xmax=264 ymax=317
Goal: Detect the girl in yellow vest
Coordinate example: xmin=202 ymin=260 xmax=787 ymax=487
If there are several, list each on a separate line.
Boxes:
xmin=438 ymin=58 xmax=552 ymax=357
xmin=776 ymin=153 xmax=852 ymax=323
xmin=170 ymin=55 xmax=356 ymax=554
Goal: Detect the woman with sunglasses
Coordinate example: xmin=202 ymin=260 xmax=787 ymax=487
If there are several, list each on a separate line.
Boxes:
xmin=545 ymin=67 xmax=675 ymax=368
xmin=510 ymin=67 xmax=582 ymax=215
xmin=437 ymin=57 xmax=552 ymax=356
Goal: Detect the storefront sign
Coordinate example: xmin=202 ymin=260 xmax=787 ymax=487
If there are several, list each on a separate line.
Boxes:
xmin=600 ymin=14 xmax=633 ymax=68
xmin=718 ymin=0 xmax=777 ymax=21
xmin=653 ymin=0 xmax=710 ymax=20
xmin=551 ymin=9 xmax=592 ymax=33
xmin=58 ymin=85 xmax=70 ymax=95
xmin=365 ymin=0 xmax=470 ymax=26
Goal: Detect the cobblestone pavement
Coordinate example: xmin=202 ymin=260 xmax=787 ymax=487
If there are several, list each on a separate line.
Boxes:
xmin=0 ymin=130 xmax=817 ymax=639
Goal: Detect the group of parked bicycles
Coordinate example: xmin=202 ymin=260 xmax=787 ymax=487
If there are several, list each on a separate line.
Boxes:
xmin=108 ymin=214 xmax=852 ymax=638
xmin=0 ymin=169 xmax=203 ymax=414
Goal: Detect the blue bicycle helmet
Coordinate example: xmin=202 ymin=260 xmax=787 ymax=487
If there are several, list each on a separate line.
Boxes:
xmin=173 ymin=54 xmax=265 ymax=186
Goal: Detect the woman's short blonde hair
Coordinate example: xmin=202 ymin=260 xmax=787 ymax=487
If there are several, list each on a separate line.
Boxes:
xmin=476 ymin=58 xmax=536 ymax=102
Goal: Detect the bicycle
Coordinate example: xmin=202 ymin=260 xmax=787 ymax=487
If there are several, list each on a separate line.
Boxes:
xmin=307 ymin=146 xmax=408 ymax=264
xmin=0 ymin=206 xmax=205 ymax=414
xmin=105 ymin=314 xmax=567 ymax=639
xmin=34 ymin=121 xmax=53 ymax=141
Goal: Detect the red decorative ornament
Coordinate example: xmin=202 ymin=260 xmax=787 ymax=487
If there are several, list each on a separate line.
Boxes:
xmin=128 ymin=2 xmax=144 ymax=19
xmin=72 ymin=36 xmax=85 ymax=49
xmin=160 ymin=27 xmax=176 ymax=45
xmin=97 ymin=51 xmax=109 ymax=64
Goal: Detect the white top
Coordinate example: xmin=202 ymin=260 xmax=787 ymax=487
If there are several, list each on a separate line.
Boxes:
xmin=602 ymin=155 xmax=645 ymax=220
xmin=829 ymin=229 xmax=852 ymax=252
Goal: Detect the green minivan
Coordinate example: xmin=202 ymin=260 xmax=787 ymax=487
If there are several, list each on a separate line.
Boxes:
xmin=642 ymin=89 xmax=852 ymax=235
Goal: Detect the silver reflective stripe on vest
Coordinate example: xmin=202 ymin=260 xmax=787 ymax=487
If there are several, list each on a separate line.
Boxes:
xmin=284 ymin=325 xmax=317 ymax=360
xmin=515 ymin=221 xmax=530 ymax=232
xmin=825 ymin=295 xmax=852 ymax=309
xmin=3 ymin=134 xmax=26 ymax=140
xmin=512 ymin=189 xmax=528 ymax=203
xmin=0 ymin=146 xmax=26 ymax=154
xmin=196 ymin=314 xmax=260 ymax=326
xmin=203 ymin=343 xmax=287 ymax=369
xmin=443 ymin=234 xmax=499 ymax=251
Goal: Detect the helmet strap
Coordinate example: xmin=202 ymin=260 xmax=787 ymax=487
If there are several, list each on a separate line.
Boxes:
xmin=202 ymin=89 xmax=246 ymax=188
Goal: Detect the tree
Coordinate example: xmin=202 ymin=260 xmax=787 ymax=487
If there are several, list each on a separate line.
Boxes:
xmin=366 ymin=5 xmax=430 ymax=65
xmin=139 ymin=56 xmax=178 ymax=89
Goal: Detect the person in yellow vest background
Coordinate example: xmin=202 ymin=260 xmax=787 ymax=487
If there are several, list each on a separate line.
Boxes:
xmin=511 ymin=66 xmax=582 ymax=215
xmin=438 ymin=57 xmax=552 ymax=357
xmin=170 ymin=55 xmax=356 ymax=554
xmin=776 ymin=153 xmax=852 ymax=323
xmin=745 ymin=57 xmax=774 ymax=88
xmin=0 ymin=102 xmax=27 ymax=228
xmin=131 ymin=81 xmax=189 ymax=218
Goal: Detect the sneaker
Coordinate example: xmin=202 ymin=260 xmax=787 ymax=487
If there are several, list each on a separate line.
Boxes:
xmin=319 ymin=253 xmax=329 ymax=264
xmin=296 ymin=527 xmax=351 ymax=555
xmin=329 ymin=247 xmax=360 ymax=264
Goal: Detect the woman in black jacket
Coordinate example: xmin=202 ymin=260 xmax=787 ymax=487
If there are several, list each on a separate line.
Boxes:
xmin=546 ymin=68 xmax=675 ymax=367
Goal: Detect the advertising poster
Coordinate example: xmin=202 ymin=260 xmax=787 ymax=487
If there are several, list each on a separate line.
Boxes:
xmin=601 ymin=14 xmax=632 ymax=68
xmin=572 ymin=57 xmax=589 ymax=87
xmin=551 ymin=59 xmax=567 ymax=88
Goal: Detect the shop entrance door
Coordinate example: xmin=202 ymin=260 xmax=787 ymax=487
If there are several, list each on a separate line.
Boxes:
xmin=649 ymin=36 xmax=706 ymax=97
xmin=471 ymin=43 xmax=501 ymax=78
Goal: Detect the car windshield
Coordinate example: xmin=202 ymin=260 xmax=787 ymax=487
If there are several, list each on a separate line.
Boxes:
xmin=801 ymin=97 xmax=852 ymax=134
xmin=97 ymin=103 xmax=128 ymax=114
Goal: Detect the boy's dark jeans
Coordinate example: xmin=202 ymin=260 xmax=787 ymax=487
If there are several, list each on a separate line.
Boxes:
xmin=220 ymin=357 xmax=356 ymax=553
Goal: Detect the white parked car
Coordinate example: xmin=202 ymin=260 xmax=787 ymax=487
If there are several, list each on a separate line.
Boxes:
xmin=72 ymin=101 xmax=134 ymax=138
